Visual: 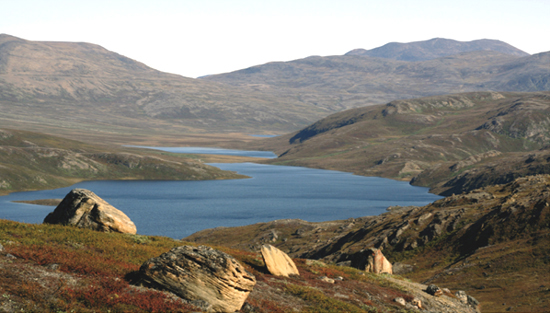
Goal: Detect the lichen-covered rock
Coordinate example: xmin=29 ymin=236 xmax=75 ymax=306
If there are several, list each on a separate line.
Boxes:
xmin=43 ymin=188 xmax=136 ymax=234
xmin=427 ymin=284 xmax=443 ymax=297
xmin=260 ymin=244 xmax=299 ymax=277
xmin=139 ymin=245 xmax=256 ymax=313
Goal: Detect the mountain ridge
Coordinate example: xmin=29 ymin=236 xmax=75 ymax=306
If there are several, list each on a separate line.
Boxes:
xmin=345 ymin=38 xmax=529 ymax=61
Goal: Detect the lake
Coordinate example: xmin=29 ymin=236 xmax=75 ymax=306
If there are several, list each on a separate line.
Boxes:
xmin=0 ymin=148 xmax=442 ymax=239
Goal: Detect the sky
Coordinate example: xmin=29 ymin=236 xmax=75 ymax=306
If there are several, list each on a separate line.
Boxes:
xmin=2 ymin=0 xmax=549 ymax=78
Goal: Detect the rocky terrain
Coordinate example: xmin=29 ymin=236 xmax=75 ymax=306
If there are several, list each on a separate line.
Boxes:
xmin=203 ymin=39 xmax=549 ymax=112
xmin=0 ymin=218 xmax=483 ymax=313
xmin=248 ymin=91 xmax=550 ymax=196
xmin=185 ymin=174 xmax=550 ymax=312
xmin=0 ymin=128 xmax=244 ymax=195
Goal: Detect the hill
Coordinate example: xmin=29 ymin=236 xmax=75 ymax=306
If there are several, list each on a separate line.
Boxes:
xmin=247 ymin=91 xmax=550 ymax=196
xmin=0 ymin=218 xmax=479 ymax=312
xmin=0 ymin=34 xmax=323 ymax=136
xmin=345 ymin=38 xmax=529 ymax=61
xmin=202 ymin=40 xmax=549 ymax=112
xmin=0 ymin=128 xmax=244 ymax=195
xmin=185 ymin=174 xmax=550 ymax=312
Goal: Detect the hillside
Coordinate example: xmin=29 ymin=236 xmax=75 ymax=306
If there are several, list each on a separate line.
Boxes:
xmin=185 ymin=174 xmax=550 ymax=312
xmin=0 ymin=218 xmax=479 ymax=312
xmin=249 ymin=91 xmax=550 ymax=196
xmin=345 ymin=38 xmax=529 ymax=61
xmin=202 ymin=39 xmax=549 ymax=111
xmin=0 ymin=34 xmax=323 ymax=136
xmin=0 ymin=128 xmax=244 ymax=195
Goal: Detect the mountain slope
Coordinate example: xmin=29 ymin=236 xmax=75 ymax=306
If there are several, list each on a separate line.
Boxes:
xmin=202 ymin=40 xmax=548 ymax=112
xmin=249 ymin=91 xmax=550 ymax=196
xmin=345 ymin=38 xmax=529 ymax=61
xmin=0 ymin=34 xmax=323 ymax=134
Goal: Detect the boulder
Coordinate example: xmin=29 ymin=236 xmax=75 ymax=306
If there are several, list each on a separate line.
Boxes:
xmin=43 ymin=188 xmax=136 ymax=234
xmin=139 ymin=245 xmax=256 ymax=313
xmin=260 ymin=244 xmax=300 ymax=277
xmin=351 ymin=248 xmax=393 ymax=274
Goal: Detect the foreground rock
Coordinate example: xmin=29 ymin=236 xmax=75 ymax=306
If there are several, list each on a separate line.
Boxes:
xmin=351 ymin=248 xmax=393 ymax=274
xmin=43 ymin=188 xmax=136 ymax=234
xmin=260 ymin=244 xmax=300 ymax=277
xmin=139 ymin=245 xmax=256 ymax=313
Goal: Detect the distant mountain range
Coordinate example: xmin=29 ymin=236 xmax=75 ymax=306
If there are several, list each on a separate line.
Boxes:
xmin=203 ymin=39 xmax=549 ymax=112
xmin=1 ymin=34 xmax=549 ymax=138
xmin=345 ymin=38 xmax=529 ymax=61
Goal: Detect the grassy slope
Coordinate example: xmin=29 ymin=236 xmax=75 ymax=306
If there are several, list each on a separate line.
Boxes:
xmin=0 ymin=219 xmax=466 ymax=313
xmin=185 ymin=174 xmax=550 ymax=312
xmin=248 ymin=91 xmax=550 ymax=196
xmin=0 ymin=128 xmax=245 ymax=195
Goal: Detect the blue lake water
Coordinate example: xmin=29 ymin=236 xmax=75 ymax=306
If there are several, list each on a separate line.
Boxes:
xmin=126 ymin=146 xmax=277 ymax=159
xmin=0 ymin=148 xmax=442 ymax=239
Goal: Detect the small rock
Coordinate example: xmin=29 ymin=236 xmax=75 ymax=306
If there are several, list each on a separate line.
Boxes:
xmin=411 ymin=297 xmax=422 ymax=308
xmin=6 ymin=253 xmax=16 ymax=259
xmin=394 ymin=297 xmax=406 ymax=306
xmin=455 ymin=290 xmax=468 ymax=303
xmin=426 ymin=284 xmax=443 ymax=296
xmin=320 ymin=276 xmax=335 ymax=284
xmin=335 ymin=276 xmax=344 ymax=281
xmin=442 ymin=288 xmax=451 ymax=294
xmin=44 ymin=263 xmax=60 ymax=271
xmin=0 ymin=243 xmax=3 ymax=252
xmin=261 ymin=245 xmax=299 ymax=277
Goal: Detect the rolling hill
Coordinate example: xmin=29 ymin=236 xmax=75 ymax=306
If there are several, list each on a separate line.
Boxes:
xmin=249 ymin=91 xmax=550 ymax=196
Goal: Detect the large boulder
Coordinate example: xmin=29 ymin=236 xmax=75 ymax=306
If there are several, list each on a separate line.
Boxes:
xmin=351 ymin=248 xmax=393 ymax=274
xmin=43 ymin=188 xmax=136 ymax=234
xmin=139 ymin=245 xmax=256 ymax=313
xmin=260 ymin=244 xmax=300 ymax=277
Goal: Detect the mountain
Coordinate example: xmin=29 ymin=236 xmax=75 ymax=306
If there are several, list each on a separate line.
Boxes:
xmin=185 ymin=174 xmax=550 ymax=312
xmin=249 ymin=91 xmax=550 ymax=196
xmin=202 ymin=40 xmax=548 ymax=112
xmin=0 ymin=34 xmax=323 ymax=136
xmin=345 ymin=38 xmax=529 ymax=61
xmin=0 ymin=128 xmax=244 ymax=195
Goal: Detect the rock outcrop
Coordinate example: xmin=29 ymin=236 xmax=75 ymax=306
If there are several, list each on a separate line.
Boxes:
xmin=139 ymin=245 xmax=256 ymax=313
xmin=260 ymin=244 xmax=299 ymax=277
xmin=43 ymin=188 xmax=136 ymax=234
xmin=351 ymin=248 xmax=392 ymax=274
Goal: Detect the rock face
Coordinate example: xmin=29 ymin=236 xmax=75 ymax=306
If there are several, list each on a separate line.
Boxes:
xmin=260 ymin=244 xmax=300 ymax=277
xmin=43 ymin=188 xmax=136 ymax=234
xmin=351 ymin=248 xmax=393 ymax=274
xmin=139 ymin=245 xmax=256 ymax=313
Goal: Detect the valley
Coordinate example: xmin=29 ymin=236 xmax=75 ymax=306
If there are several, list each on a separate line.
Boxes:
xmin=1 ymin=34 xmax=549 ymax=312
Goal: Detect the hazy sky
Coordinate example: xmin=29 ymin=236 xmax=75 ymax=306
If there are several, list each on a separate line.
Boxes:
xmin=2 ymin=0 xmax=548 ymax=78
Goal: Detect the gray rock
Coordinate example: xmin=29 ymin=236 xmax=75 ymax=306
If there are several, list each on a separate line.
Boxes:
xmin=394 ymin=297 xmax=406 ymax=305
xmin=139 ymin=245 xmax=256 ymax=313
